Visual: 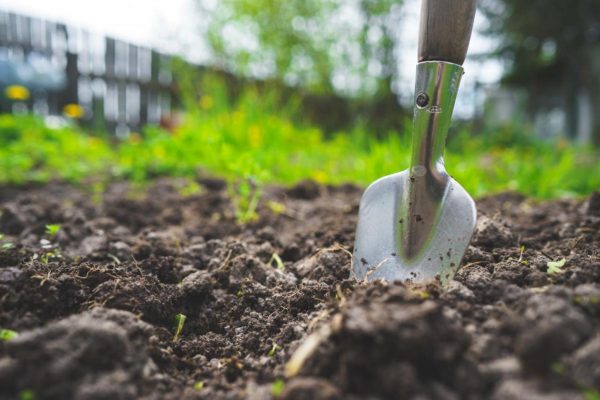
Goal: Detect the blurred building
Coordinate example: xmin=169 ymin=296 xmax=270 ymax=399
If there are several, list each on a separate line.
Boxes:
xmin=483 ymin=46 xmax=600 ymax=145
xmin=0 ymin=11 xmax=173 ymax=136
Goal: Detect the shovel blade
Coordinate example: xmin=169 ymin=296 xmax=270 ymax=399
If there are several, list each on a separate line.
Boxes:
xmin=353 ymin=171 xmax=476 ymax=283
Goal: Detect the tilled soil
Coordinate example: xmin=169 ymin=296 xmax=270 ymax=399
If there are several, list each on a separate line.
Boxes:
xmin=0 ymin=179 xmax=599 ymax=400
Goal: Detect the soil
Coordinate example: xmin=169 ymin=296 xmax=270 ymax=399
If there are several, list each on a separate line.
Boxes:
xmin=0 ymin=179 xmax=599 ymax=400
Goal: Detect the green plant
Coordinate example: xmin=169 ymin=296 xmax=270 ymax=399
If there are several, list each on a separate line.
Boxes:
xmin=178 ymin=180 xmax=203 ymax=197
xmin=229 ymin=179 xmax=262 ymax=224
xmin=583 ymin=388 xmax=600 ymax=400
xmin=193 ymin=381 xmax=205 ymax=391
xmin=0 ymin=328 xmax=18 ymax=341
xmin=40 ymin=250 xmax=61 ymax=264
xmin=173 ymin=313 xmax=187 ymax=342
xmin=19 ymin=390 xmax=35 ymax=400
xmin=45 ymin=224 xmax=61 ymax=238
xmin=268 ymin=341 xmax=281 ymax=357
xmin=551 ymin=362 xmax=566 ymax=375
xmin=0 ymin=232 xmax=12 ymax=250
xmin=269 ymin=253 xmax=285 ymax=271
xmin=547 ymin=258 xmax=566 ymax=275
xmin=517 ymin=245 xmax=528 ymax=265
xmin=0 ymin=115 xmax=115 ymax=184
xmin=2 ymin=98 xmax=600 ymax=202
xmin=271 ymin=379 xmax=285 ymax=398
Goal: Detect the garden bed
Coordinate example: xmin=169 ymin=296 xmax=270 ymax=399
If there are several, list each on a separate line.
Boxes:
xmin=0 ymin=179 xmax=599 ymax=399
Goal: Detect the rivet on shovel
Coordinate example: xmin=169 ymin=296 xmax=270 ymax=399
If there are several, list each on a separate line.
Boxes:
xmin=353 ymin=0 xmax=478 ymax=284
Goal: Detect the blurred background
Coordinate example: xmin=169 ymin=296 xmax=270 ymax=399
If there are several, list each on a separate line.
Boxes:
xmin=0 ymin=0 xmax=598 ymax=201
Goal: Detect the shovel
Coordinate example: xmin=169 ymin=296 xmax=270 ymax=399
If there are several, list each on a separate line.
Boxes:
xmin=353 ymin=0 xmax=478 ymax=283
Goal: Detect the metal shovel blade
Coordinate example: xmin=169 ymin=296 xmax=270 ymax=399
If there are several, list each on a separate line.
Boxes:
xmin=353 ymin=171 xmax=476 ymax=283
xmin=352 ymin=61 xmax=477 ymax=284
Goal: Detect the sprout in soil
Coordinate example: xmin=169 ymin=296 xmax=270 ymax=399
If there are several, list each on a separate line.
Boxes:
xmin=269 ymin=253 xmax=285 ymax=271
xmin=0 ymin=233 xmax=13 ymax=250
xmin=229 ymin=179 xmax=262 ymax=224
xmin=267 ymin=200 xmax=286 ymax=215
xmin=518 ymin=245 xmax=528 ymax=265
xmin=172 ymin=313 xmax=187 ymax=342
xmin=179 ymin=180 xmax=203 ymax=197
xmin=45 ymin=224 xmax=61 ymax=238
xmin=271 ymin=379 xmax=285 ymax=398
xmin=583 ymin=388 xmax=600 ymax=400
xmin=547 ymin=258 xmax=566 ymax=275
xmin=18 ymin=389 xmax=35 ymax=400
xmin=268 ymin=341 xmax=281 ymax=357
xmin=193 ymin=381 xmax=204 ymax=391
xmin=0 ymin=328 xmax=18 ymax=341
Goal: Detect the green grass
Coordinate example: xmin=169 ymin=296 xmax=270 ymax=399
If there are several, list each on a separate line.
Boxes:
xmin=0 ymin=115 xmax=114 ymax=184
xmin=0 ymin=87 xmax=599 ymax=200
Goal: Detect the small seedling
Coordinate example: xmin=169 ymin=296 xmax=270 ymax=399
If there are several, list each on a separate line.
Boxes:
xmin=518 ymin=245 xmax=528 ymax=264
xmin=271 ymin=379 xmax=285 ymax=398
xmin=268 ymin=341 xmax=281 ymax=357
xmin=547 ymin=258 xmax=566 ymax=275
xmin=229 ymin=179 xmax=262 ymax=224
xmin=193 ymin=381 xmax=205 ymax=391
xmin=267 ymin=201 xmax=286 ymax=215
xmin=551 ymin=362 xmax=566 ymax=375
xmin=172 ymin=313 xmax=187 ymax=342
xmin=179 ymin=180 xmax=203 ymax=197
xmin=40 ymin=250 xmax=62 ymax=264
xmin=0 ymin=329 xmax=18 ymax=341
xmin=107 ymin=253 xmax=121 ymax=265
xmin=269 ymin=253 xmax=285 ymax=271
xmin=45 ymin=224 xmax=61 ymax=238
xmin=91 ymin=182 xmax=106 ymax=205
xmin=19 ymin=390 xmax=35 ymax=400
xmin=583 ymin=388 xmax=600 ymax=400
xmin=1 ymin=242 xmax=13 ymax=250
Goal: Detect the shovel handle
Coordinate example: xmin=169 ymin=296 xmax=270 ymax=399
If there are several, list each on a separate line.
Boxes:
xmin=418 ymin=0 xmax=477 ymax=65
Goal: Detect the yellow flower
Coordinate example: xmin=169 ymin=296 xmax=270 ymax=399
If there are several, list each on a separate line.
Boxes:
xmin=249 ymin=125 xmax=262 ymax=147
xmin=199 ymin=95 xmax=214 ymax=110
xmin=5 ymin=85 xmax=29 ymax=101
xmin=267 ymin=201 xmax=286 ymax=215
xmin=63 ymin=104 xmax=85 ymax=119
xmin=312 ymin=170 xmax=328 ymax=183
xmin=154 ymin=146 xmax=166 ymax=158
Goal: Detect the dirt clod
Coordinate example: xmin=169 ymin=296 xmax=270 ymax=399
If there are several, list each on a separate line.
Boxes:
xmin=585 ymin=191 xmax=600 ymax=216
xmin=280 ymin=377 xmax=341 ymax=400
xmin=0 ymin=308 xmax=156 ymax=400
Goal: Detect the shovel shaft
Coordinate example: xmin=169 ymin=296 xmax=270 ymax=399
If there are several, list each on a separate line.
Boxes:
xmin=410 ymin=61 xmax=463 ymax=177
xmin=401 ymin=61 xmax=463 ymax=260
xmin=418 ymin=0 xmax=477 ymax=65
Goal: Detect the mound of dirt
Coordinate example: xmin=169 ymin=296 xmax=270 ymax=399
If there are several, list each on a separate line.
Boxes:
xmin=0 ymin=308 xmax=157 ymax=399
xmin=0 ymin=180 xmax=598 ymax=399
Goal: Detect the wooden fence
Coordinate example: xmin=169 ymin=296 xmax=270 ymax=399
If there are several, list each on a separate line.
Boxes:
xmin=0 ymin=11 xmax=173 ymax=136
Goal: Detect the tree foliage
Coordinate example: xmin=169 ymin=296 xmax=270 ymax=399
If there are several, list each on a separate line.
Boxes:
xmin=198 ymin=0 xmax=403 ymax=99
xmin=480 ymin=0 xmax=600 ymax=85
xmin=480 ymin=0 xmax=600 ymax=142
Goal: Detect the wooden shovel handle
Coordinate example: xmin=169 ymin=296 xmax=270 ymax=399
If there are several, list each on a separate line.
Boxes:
xmin=418 ymin=0 xmax=477 ymax=65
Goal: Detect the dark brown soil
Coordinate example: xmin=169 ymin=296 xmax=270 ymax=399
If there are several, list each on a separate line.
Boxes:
xmin=0 ymin=179 xmax=599 ymax=400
